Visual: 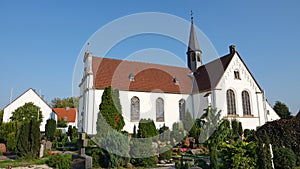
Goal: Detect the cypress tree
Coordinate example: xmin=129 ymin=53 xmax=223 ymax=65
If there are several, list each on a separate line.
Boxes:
xmin=97 ymin=86 xmax=125 ymax=137
xmin=132 ymin=125 xmax=137 ymax=138
xmin=238 ymin=121 xmax=243 ymax=138
xmin=45 ymin=119 xmax=56 ymax=141
xmin=16 ymin=122 xmax=30 ymax=158
xmin=231 ymin=119 xmax=239 ymax=141
xmin=16 ymin=120 xmax=41 ymax=158
xmin=256 ymin=130 xmax=273 ymax=169
xmin=182 ymin=110 xmax=193 ymax=131
xmin=30 ymin=119 xmax=41 ymax=158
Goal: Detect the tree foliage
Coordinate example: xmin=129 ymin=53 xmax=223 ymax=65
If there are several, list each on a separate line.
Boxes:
xmin=0 ymin=121 xmax=19 ymax=142
xmin=199 ymin=106 xmax=221 ymax=143
xmin=273 ymin=101 xmax=292 ymax=119
xmin=158 ymin=145 xmax=172 ymax=161
xmin=67 ymin=125 xmax=78 ymax=142
xmin=256 ymin=130 xmax=273 ymax=169
xmin=100 ymin=131 xmax=129 ymax=168
xmin=93 ymin=86 xmax=128 ymax=168
xmin=6 ymin=132 xmax=17 ymax=151
xmin=256 ymin=118 xmax=300 ymax=165
xmin=273 ymin=147 xmax=296 ymax=169
xmin=47 ymin=154 xmax=72 ymax=169
xmin=189 ymin=118 xmax=204 ymax=142
xmin=170 ymin=122 xmax=184 ymax=145
xmin=16 ymin=120 xmax=41 ymax=158
xmin=0 ymin=109 xmax=3 ymax=126
xmin=98 ymin=86 xmax=125 ymax=134
xmin=57 ymin=118 xmax=68 ymax=128
xmin=137 ymin=119 xmax=158 ymax=138
xmin=220 ymin=141 xmax=257 ymax=169
xmin=10 ymin=102 xmax=43 ymax=124
xmin=51 ymin=97 xmax=79 ymax=108
xmin=45 ymin=119 xmax=56 ymax=141
xmin=158 ymin=124 xmax=170 ymax=142
xmin=182 ymin=110 xmax=194 ymax=131
xmin=231 ymin=119 xmax=243 ymax=141
xmin=130 ymin=138 xmax=158 ymax=167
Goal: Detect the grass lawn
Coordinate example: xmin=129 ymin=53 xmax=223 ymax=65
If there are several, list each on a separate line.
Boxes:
xmin=0 ymin=158 xmax=48 ymax=168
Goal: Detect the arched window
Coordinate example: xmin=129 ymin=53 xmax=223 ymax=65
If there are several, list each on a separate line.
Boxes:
xmin=131 ymin=96 xmax=140 ymax=121
xmin=242 ymin=91 xmax=251 ymax=116
xmin=227 ymin=89 xmax=236 ymax=115
xmin=156 ymin=98 xmax=164 ymax=122
xmin=179 ymin=99 xmax=186 ymax=120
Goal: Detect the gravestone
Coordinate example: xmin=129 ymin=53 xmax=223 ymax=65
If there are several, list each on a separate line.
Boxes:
xmin=45 ymin=141 xmax=52 ymax=150
xmin=0 ymin=143 xmax=6 ymax=153
xmin=73 ymin=133 xmax=92 ymax=169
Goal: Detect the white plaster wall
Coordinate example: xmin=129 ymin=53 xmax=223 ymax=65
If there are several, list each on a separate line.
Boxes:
xmin=214 ymin=53 xmax=279 ymax=129
xmin=87 ymin=90 xmax=191 ymax=134
xmin=192 ymin=93 xmax=209 ymax=119
xmin=3 ymin=89 xmax=53 ymax=132
xmin=266 ymin=102 xmax=280 ymax=121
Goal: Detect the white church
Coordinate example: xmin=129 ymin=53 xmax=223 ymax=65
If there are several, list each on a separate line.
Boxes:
xmin=78 ymin=19 xmax=280 ymax=135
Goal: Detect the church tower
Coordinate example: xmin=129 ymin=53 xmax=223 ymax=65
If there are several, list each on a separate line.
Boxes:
xmin=187 ymin=15 xmax=202 ymax=72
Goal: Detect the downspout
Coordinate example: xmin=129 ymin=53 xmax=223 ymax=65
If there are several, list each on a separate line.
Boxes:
xmin=256 ymin=91 xmax=261 ymax=126
xmin=262 ymin=90 xmax=268 ymax=122
xmin=190 ymin=72 xmax=196 ymax=119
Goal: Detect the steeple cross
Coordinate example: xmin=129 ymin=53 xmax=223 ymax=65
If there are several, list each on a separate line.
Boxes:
xmin=191 ymin=10 xmax=194 ymax=21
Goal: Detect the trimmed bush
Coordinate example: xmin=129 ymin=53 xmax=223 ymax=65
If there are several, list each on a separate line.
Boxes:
xmin=47 ymin=154 xmax=72 ymax=169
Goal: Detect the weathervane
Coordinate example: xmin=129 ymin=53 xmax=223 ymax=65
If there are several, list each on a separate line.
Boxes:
xmin=191 ymin=10 xmax=194 ymax=22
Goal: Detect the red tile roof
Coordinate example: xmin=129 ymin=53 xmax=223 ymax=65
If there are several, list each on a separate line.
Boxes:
xmin=92 ymin=57 xmax=193 ymax=94
xmin=91 ymin=52 xmax=257 ymax=94
xmin=53 ymin=108 xmax=77 ymax=122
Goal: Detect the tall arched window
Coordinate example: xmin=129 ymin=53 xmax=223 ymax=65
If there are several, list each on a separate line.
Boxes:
xmin=131 ymin=96 xmax=140 ymax=121
xmin=242 ymin=91 xmax=251 ymax=116
xmin=179 ymin=99 xmax=186 ymax=120
xmin=156 ymin=98 xmax=164 ymax=122
xmin=227 ymin=89 xmax=236 ymax=115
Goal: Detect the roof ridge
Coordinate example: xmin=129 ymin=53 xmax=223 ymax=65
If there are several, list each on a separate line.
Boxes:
xmin=92 ymin=56 xmax=189 ymax=70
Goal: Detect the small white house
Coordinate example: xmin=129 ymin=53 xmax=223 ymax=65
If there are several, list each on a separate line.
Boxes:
xmin=3 ymin=88 xmax=56 ymax=132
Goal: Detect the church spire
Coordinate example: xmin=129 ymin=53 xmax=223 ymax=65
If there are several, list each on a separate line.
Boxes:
xmin=187 ymin=11 xmax=202 ymax=72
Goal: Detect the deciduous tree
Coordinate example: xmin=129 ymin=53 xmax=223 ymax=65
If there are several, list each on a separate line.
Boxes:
xmin=51 ymin=97 xmax=79 ymax=108
xmin=273 ymin=101 xmax=292 ymax=119
xmin=10 ymin=102 xmax=43 ymax=124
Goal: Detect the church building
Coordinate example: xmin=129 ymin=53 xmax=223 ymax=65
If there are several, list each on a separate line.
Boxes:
xmin=78 ymin=19 xmax=279 ymax=135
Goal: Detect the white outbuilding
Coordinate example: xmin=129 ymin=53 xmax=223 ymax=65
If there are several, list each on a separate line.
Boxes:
xmin=3 ymin=88 xmax=56 ymax=132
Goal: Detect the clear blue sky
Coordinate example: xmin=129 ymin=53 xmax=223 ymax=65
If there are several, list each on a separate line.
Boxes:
xmin=0 ymin=1 xmax=299 ymax=114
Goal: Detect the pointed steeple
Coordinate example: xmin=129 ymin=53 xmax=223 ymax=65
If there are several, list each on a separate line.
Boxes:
xmin=187 ymin=11 xmax=202 ymax=72
xmin=187 ymin=16 xmax=201 ymax=53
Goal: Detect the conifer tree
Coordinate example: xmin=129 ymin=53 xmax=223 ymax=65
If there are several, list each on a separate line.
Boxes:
xmin=256 ymin=130 xmax=273 ymax=169
xmin=132 ymin=125 xmax=137 ymax=138
xmin=16 ymin=122 xmax=30 ymax=157
xmin=16 ymin=120 xmax=40 ymax=158
xmin=30 ymin=119 xmax=41 ymax=158
xmin=182 ymin=110 xmax=193 ymax=131
xmin=45 ymin=119 xmax=56 ymax=141
xmin=97 ymin=86 xmax=125 ymax=137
